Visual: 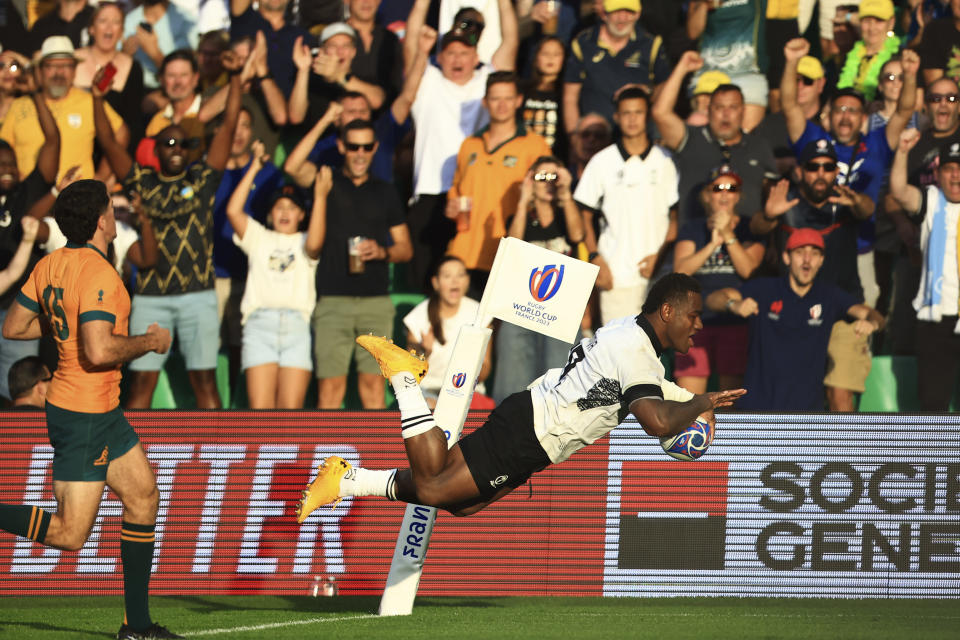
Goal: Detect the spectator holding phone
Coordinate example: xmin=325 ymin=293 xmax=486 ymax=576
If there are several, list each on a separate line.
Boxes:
xmin=74 ymin=1 xmax=146 ymax=153
xmin=226 ymin=141 xmax=326 ymax=409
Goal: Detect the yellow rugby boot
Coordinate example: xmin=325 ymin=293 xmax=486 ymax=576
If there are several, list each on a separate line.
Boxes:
xmin=355 ymin=334 xmax=428 ymax=382
xmin=296 ymin=456 xmax=352 ymax=523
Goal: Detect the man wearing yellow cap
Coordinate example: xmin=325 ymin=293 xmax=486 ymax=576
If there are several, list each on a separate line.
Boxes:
xmin=562 ymin=0 xmax=669 ymax=133
xmin=753 ymin=55 xmax=825 ymax=170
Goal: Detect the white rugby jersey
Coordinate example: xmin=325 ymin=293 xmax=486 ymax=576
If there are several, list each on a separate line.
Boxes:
xmin=528 ymin=314 xmax=694 ymax=464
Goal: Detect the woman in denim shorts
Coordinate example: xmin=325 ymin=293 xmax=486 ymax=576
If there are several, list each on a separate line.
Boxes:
xmin=226 ymin=141 xmax=328 ymax=408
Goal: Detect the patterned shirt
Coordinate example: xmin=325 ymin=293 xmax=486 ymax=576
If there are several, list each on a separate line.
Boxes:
xmin=125 ymin=163 xmax=221 ymax=295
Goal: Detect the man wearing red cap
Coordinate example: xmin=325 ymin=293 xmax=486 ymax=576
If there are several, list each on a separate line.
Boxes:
xmin=706 ymin=227 xmax=885 ymax=411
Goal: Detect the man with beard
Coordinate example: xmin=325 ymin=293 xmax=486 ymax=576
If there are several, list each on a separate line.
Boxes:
xmin=653 ymin=50 xmax=777 ymax=231
xmin=751 ymin=139 xmax=874 ymax=412
xmin=0 ymin=91 xmax=58 ymax=403
xmin=0 ymin=36 xmax=127 ymax=183
xmin=139 ymin=49 xmax=206 ymax=168
xmin=92 ymin=54 xmax=245 ymax=410
xmin=707 ymin=228 xmax=884 ymax=412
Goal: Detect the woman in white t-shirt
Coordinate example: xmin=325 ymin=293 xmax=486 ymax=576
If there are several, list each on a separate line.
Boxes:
xmin=226 ymin=141 xmax=328 ymax=409
xmin=403 ymin=256 xmax=492 ymax=407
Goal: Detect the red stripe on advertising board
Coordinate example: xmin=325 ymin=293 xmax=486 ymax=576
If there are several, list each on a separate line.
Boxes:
xmin=619 ymin=462 xmax=729 ymax=516
xmin=0 ymin=411 xmax=607 ymax=597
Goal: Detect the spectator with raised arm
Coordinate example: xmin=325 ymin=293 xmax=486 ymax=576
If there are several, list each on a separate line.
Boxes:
xmin=285 ymin=25 xmax=436 ymax=187
xmin=312 ymin=119 xmax=413 ymax=409
xmin=346 ymin=0 xmax=404 ymax=105
xmin=0 ymin=36 xmax=128 ymax=184
xmin=92 ymin=52 xmax=246 ymax=410
xmin=226 ymin=141 xmax=327 ymax=409
xmin=890 ymin=128 xmax=960 ymax=411
xmin=651 ymin=50 xmax=776 ymax=232
xmin=139 ymin=50 xmax=206 ymax=169
xmin=229 ymin=0 xmax=314 ymax=98
xmin=404 ymin=0 xmax=518 ymax=293
xmin=563 ymin=0 xmax=669 ymax=133
xmin=751 ymin=139 xmax=873 ymax=412
xmin=74 ymin=1 xmax=146 ymax=154
xmin=198 ymin=32 xmax=287 ymax=158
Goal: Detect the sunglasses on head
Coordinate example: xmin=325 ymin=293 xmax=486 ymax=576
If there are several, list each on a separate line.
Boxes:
xmin=157 ymin=137 xmax=199 ymax=149
xmin=534 ymin=171 xmax=558 ymax=182
xmin=804 ymin=161 xmax=838 ymax=172
xmin=712 ymin=183 xmax=739 ymax=192
xmin=344 ymin=141 xmax=375 ymax=152
xmin=927 ymin=93 xmax=960 ymax=103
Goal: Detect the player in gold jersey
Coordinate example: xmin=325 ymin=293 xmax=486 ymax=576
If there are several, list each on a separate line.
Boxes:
xmin=0 ymin=180 xmax=179 ymax=640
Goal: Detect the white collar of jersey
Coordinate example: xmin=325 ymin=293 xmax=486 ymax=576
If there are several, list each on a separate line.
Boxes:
xmin=635 ymin=314 xmax=664 ymax=357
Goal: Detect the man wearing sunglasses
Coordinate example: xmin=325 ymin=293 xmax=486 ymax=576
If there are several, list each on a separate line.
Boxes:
xmin=312 ymin=119 xmax=413 ymax=410
xmin=92 ymin=51 xmax=247 ymax=411
xmin=752 ymin=138 xmax=875 ymax=412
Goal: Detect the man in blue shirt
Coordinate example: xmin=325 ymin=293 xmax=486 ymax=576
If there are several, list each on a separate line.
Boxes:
xmin=706 ymin=228 xmax=885 ymax=411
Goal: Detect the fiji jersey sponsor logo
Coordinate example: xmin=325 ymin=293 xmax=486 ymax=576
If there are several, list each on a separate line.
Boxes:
xmin=490 ymin=474 xmax=508 ymax=488
xmin=768 ymin=299 xmax=783 ymax=321
xmin=808 ymin=304 xmax=823 ymax=326
xmin=451 ymin=372 xmax=467 ymax=389
xmin=528 ymin=264 xmax=564 ymax=302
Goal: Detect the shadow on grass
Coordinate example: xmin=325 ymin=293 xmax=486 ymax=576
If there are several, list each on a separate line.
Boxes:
xmin=0 ymin=621 xmax=105 ymax=638
xmin=160 ymin=594 xmax=501 ymax=615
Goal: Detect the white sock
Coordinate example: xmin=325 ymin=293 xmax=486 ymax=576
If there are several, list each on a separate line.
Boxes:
xmin=391 ymin=379 xmax=437 ymax=439
xmin=340 ymin=467 xmax=397 ymax=500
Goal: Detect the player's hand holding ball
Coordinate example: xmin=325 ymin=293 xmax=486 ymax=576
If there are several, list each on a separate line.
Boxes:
xmin=660 ymin=389 xmax=745 ymax=461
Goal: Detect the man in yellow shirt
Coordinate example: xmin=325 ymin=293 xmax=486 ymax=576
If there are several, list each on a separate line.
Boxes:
xmin=0 ymin=180 xmax=177 ymax=639
xmin=446 ymin=71 xmax=551 ymax=296
xmin=0 ymin=36 xmax=127 ymax=183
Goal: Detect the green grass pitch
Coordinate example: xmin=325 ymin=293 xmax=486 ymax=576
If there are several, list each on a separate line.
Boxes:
xmin=0 ymin=596 xmax=958 ymax=639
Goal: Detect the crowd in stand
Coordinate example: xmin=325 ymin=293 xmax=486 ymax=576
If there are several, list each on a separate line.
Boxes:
xmin=0 ymin=0 xmax=958 ymax=413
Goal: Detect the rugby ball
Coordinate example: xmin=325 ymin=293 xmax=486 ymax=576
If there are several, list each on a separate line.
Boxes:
xmin=660 ymin=416 xmax=713 ymax=461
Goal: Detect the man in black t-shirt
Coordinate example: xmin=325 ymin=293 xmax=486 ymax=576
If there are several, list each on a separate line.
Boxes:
xmin=312 ymin=119 xmax=412 ymax=410
xmin=917 ymin=3 xmax=960 ymax=86
xmin=0 ymin=93 xmax=58 ymax=402
xmin=93 ymin=58 xmax=245 ymax=410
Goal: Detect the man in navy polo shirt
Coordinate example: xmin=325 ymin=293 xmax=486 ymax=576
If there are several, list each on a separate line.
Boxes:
xmin=706 ymin=228 xmax=885 ymax=411
xmin=563 ymin=0 xmax=669 ymax=131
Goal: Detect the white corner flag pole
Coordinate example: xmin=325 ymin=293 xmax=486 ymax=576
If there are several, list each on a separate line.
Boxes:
xmin=378 ymin=238 xmax=598 ymax=616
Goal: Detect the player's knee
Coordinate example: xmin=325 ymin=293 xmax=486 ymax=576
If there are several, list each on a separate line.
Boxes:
xmin=125 ymin=483 xmax=160 ymax=522
xmin=59 ymin=528 xmax=93 ymax=552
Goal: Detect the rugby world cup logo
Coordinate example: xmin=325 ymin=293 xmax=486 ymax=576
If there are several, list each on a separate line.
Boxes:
xmin=529 ymin=264 xmax=564 ymax=302
xmin=451 ymin=372 xmax=467 ymax=388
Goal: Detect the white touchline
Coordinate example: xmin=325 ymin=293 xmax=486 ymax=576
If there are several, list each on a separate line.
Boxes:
xmin=185 ymin=614 xmax=379 ymax=637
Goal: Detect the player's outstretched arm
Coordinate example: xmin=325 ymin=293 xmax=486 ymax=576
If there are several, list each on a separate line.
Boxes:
xmin=81 ymin=320 xmax=171 ymax=368
xmin=630 ymin=389 xmax=746 ymax=439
